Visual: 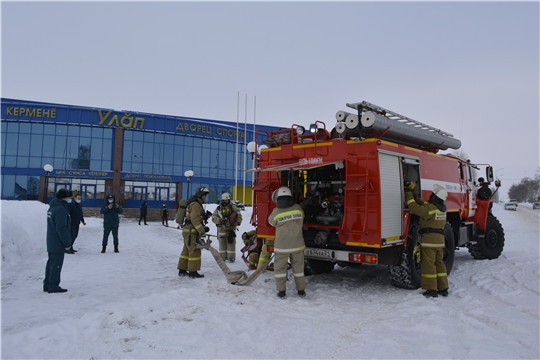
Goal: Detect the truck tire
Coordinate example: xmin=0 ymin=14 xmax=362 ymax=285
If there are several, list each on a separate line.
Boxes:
xmin=389 ymin=221 xmax=421 ymax=289
xmin=389 ymin=221 xmax=455 ymax=289
xmin=304 ymin=259 xmax=335 ymax=275
xmin=468 ymin=215 xmax=505 ymax=260
xmin=443 ymin=222 xmax=455 ymax=275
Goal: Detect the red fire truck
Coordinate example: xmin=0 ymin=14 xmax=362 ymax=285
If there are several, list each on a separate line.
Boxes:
xmin=249 ymin=101 xmax=504 ymax=289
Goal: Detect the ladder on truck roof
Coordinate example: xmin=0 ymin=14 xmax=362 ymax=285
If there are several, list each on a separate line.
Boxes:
xmin=346 ymin=100 xmax=455 ymax=138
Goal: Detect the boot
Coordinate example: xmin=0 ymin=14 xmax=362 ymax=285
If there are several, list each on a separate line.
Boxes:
xmin=297 ymin=290 xmax=306 ymax=298
xmin=114 ymin=246 xmax=119 ymax=253
xmin=178 ymin=269 xmax=188 ymax=277
xmin=438 ymin=289 xmax=449 ymax=297
xmin=423 ymin=290 xmax=438 ymax=298
xmin=277 ymin=291 xmax=287 ymax=299
xmin=188 ymin=271 xmax=204 ymax=279
xmin=101 ymin=246 xmax=106 ymax=253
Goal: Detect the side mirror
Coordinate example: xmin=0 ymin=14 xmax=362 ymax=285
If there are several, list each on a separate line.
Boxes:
xmin=486 ymin=166 xmax=494 ymax=182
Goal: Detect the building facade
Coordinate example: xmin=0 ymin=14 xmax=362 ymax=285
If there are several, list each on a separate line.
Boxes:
xmin=1 ymin=98 xmax=279 ymax=208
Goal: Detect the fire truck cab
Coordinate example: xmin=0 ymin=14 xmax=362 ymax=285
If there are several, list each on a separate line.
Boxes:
xmin=249 ymin=101 xmax=504 ymax=289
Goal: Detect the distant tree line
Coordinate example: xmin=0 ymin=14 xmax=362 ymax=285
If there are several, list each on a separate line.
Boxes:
xmin=507 ymin=168 xmax=540 ymax=203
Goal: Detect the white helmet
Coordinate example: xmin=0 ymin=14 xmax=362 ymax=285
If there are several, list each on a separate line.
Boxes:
xmin=221 ymin=192 xmax=231 ymax=201
xmin=433 ymin=184 xmax=448 ymax=201
xmin=272 ymin=186 xmax=292 ymax=203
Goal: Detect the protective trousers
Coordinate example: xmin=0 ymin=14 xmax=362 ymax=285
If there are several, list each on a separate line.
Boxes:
xmin=420 ymin=246 xmax=448 ymax=291
xmin=274 ymin=250 xmax=306 ymax=292
xmin=178 ymin=228 xmax=202 ymax=272
xmin=257 ymin=240 xmax=274 ymax=270
xmin=102 ymin=227 xmax=119 ymax=246
xmin=43 ymin=252 xmax=65 ymax=292
xmin=247 ymin=252 xmax=260 ymax=268
xmin=218 ymin=235 xmax=236 ymax=262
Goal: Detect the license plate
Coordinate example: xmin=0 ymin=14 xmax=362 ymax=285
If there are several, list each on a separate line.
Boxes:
xmin=304 ymin=248 xmax=333 ymax=259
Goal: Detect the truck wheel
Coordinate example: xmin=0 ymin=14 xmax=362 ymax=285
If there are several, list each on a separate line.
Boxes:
xmin=389 ymin=221 xmax=421 ymax=289
xmin=443 ymin=222 xmax=455 ymax=275
xmin=389 ymin=221 xmax=455 ymax=289
xmin=304 ymin=259 xmax=335 ymax=275
xmin=468 ymin=216 xmax=505 ymax=260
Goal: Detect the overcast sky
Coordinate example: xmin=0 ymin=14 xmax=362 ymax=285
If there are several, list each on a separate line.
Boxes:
xmin=2 ymin=1 xmax=538 ymax=198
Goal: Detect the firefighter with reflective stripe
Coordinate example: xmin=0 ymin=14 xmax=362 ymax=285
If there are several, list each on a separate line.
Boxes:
xmin=177 ymin=187 xmax=210 ymax=279
xmin=241 ymin=229 xmax=261 ymax=269
xmin=212 ymin=192 xmax=243 ymax=262
xmin=268 ymin=186 xmax=306 ymax=299
xmin=405 ymin=182 xmax=449 ymax=298
xmin=256 ymin=238 xmax=274 ymax=271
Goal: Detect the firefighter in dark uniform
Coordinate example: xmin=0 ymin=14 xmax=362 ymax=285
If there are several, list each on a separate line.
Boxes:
xmin=177 ymin=186 xmax=210 ymax=279
xmin=405 ymin=182 xmax=449 ymax=298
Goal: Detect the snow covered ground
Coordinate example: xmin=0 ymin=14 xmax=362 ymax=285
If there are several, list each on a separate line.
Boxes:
xmin=1 ymin=200 xmax=539 ymax=359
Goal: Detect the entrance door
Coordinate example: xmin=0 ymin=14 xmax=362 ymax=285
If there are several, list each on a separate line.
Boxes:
xmin=156 ymin=187 xmax=169 ymax=203
xmin=80 ymin=184 xmax=100 ymax=207
xmin=133 ymin=186 xmax=148 ymax=201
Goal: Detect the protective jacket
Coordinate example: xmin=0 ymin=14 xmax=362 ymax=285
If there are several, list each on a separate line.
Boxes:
xmin=47 ymin=197 xmax=72 ymax=253
xmin=212 ymin=202 xmax=243 ymax=237
xmin=268 ymin=200 xmax=305 ymax=254
xmin=100 ymin=195 xmax=124 ymax=228
xmin=185 ymin=198 xmax=206 ymax=236
xmin=405 ymin=192 xmax=446 ymax=248
xmin=160 ymin=205 xmax=169 ymax=217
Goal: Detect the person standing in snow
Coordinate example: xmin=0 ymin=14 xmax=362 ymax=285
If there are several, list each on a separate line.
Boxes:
xmin=68 ymin=192 xmax=86 ymax=253
xmin=100 ymin=194 xmax=123 ymax=253
xmin=177 ymin=186 xmax=210 ymax=279
xmin=139 ymin=201 xmax=148 ymax=225
xmin=211 ymin=192 xmax=242 ymax=263
xmin=268 ymin=186 xmax=306 ymax=299
xmin=43 ymin=188 xmax=73 ymax=293
xmin=404 ymin=181 xmax=449 ymax=298
xmin=160 ymin=203 xmax=169 ymax=227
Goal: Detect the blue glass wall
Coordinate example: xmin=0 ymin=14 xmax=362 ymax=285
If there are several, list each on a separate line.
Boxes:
xmin=1 ymin=98 xmax=281 ymax=207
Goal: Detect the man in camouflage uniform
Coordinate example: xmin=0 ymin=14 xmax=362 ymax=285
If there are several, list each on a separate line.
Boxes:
xmin=177 ymin=186 xmax=210 ymax=279
xmin=212 ymin=192 xmax=242 ymax=262
xmin=405 ymin=182 xmax=449 ymax=298
xmin=268 ymin=186 xmax=306 ymax=299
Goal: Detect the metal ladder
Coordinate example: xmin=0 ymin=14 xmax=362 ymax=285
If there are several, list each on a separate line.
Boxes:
xmin=346 ymin=100 xmax=455 ymax=138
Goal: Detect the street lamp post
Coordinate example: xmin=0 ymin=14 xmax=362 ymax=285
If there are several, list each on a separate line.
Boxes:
xmin=246 ymin=142 xmax=268 ymax=206
xmin=43 ymin=164 xmax=54 ymax=203
xmin=184 ymin=170 xmax=194 ymax=197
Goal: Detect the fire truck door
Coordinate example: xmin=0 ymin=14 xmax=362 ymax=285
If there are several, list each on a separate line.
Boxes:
xmin=378 ymin=153 xmax=403 ymax=241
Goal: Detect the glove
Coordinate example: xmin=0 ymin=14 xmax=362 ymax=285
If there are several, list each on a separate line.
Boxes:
xmin=404 ymin=180 xmax=415 ymax=192
xmin=413 ymin=242 xmax=421 ymax=263
xmin=204 ymin=226 xmax=210 ymax=233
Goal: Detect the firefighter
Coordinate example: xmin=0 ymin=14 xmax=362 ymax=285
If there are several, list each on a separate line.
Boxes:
xmin=404 ymin=181 xmax=449 ymax=298
xmin=212 ymin=193 xmax=243 ymax=262
xmin=177 ymin=186 xmax=210 ymax=279
xmin=240 ymin=229 xmax=261 ymax=269
xmin=268 ymin=186 xmax=306 ymax=299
